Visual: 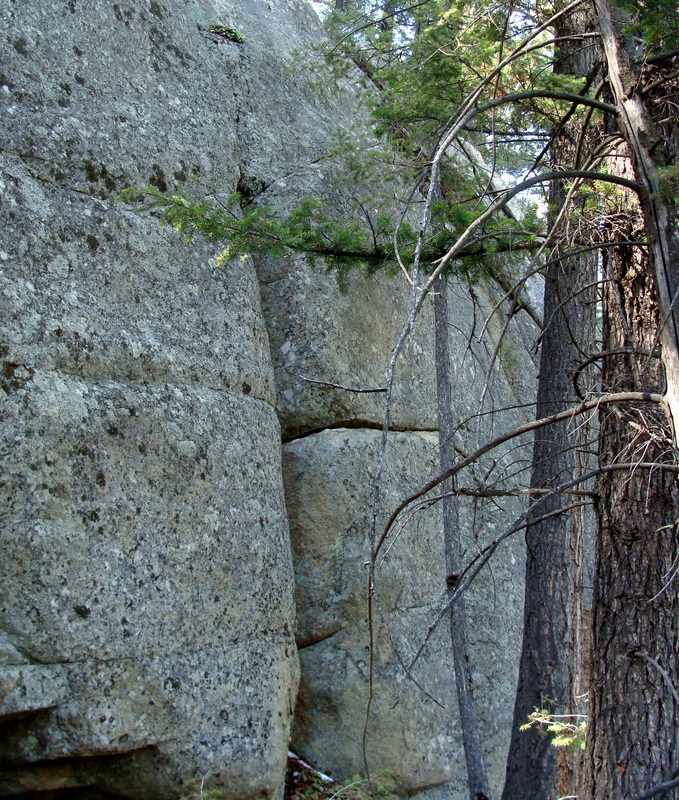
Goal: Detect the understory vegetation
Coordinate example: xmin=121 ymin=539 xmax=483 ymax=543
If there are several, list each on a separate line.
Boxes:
xmin=285 ymin=754 xmax=399 ymax=800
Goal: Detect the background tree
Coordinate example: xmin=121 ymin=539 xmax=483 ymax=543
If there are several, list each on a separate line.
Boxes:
xmin=502 ymin=5 xmax=598 ymax=798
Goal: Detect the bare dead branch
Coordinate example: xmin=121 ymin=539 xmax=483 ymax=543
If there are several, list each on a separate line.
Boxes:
xmin=456 ymin=486 xmax=593 ymax=498
xmin=628 ymin=650 xmax=679 ymax=706
xmin=376 ymin=391 xmax=665 ymax=558
xmin=393 ymin=495 xmax=593 ymax=704
xmin=626 ymin=775 xmax=679 ymax=800
xmin=299 ymin=374 xmax=387 ymax=393
xmin=467 ymin=89 xmax=618 ymax=121
xmin=394 ymin=460 xmax=679 ymax=697
xmin=572 ymin=348 xmax=659 ymax=399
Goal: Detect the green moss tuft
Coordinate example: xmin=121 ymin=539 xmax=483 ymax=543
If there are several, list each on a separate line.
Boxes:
xmin=209 ymin=24 xmax=244 ymax=43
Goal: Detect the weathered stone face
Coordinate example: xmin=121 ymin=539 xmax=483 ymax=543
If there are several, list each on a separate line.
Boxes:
xmin=0 ymin=159 xmax=275 ymax=402
xmin=0 ymin=347 xmax=298 ymax=798
xmin=252 ymin=112 xmax=537 ymax=799
xmin=256 ymin=165 xmax=538 ymax=440
xmin=0 ymin=0 xmax=311 ymax=796
xmin=1 ymin=0 xmax=538 ymax=797
xmin=283 ymin=424 xmax=528 ymax=798
xmin=2 ymin=374 xmax=291 ymax=663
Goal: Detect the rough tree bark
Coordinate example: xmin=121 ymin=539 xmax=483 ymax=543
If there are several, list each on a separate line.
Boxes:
xmin=594 ymin=0 xmax=679 ymax=433
xmin=581 ymin=152 xmax=679 ymax=799
xmin=502 ymin=8 xmax=597 ymax=799
xmin=580 ymin=4 xmax=679 ymax=797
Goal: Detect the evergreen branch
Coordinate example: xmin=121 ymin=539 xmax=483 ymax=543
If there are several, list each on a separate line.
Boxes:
xmin=120 ymin=186 xmax=544 ymax=275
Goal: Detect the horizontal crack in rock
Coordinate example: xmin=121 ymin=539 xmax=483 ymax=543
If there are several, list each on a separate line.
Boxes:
xmin=282 ymin=420 xmax=437 ymax=443
xmin=296 ymin=627 xmax=343 ymax=649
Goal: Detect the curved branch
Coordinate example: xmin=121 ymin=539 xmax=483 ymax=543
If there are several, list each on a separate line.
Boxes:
xmin=375 ymin=390 xmax=665 ymax=557
xmin=419 ymin=169 xmax=642 ymax=308
xmin=476 ymin=137 xmax=622 ymax=344
xmin=470 ymin=89 xmax=618 ymax=119
xmin=572 ymin=348 xmax=659 ymax=400
xmin=627 ymin=776 xmax=679 ymax=800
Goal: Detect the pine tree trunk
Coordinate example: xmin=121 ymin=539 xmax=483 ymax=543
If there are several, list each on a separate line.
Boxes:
xmin=582 ymin=159 xmax=679 ymax=797
xmin=594 ymin=0 xmax=679 ymax=436
xmin=502 ymin=8 xmax=597 ymax=798
xmin=580 ymin=4 xmax=679 ymax=796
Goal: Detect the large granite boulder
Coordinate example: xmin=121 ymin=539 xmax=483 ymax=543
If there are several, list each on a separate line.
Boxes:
xmin=0 ymin=0 xmax=539 ymax=797
xmin=281 ymin=302 xmax=534 ymax=798
xmin=0 ymin=370 xmax=296 ymax=798
xmin=252 ymin=144 xmax=536 ymax=795
xmin=255 ymin=145 xmax=539 ymax=441
xmin=247 ymin=80 xmax=538 ymax=797
xmin=0 ymin=0 xmax=324 ymax=796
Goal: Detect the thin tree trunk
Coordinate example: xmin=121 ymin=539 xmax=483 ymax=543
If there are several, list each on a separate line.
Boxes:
xmin=502 ymin=8 xmax=597 ymax=798
xmin=434 ymin=271 xmax=491 ymax=800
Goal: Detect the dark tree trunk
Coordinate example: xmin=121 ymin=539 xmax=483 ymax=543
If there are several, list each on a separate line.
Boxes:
xmin=502 ymin=8 xmax=597 ymax=799
xmin=502 ymin=250 xmax=595 ymax=800
xmin=594 ymin=0 xmax=679 ymax=434
xmin=581 ymin=141 xmax=679 ymax=799
xmin=580 ymin=4 xmax=679 ymax=797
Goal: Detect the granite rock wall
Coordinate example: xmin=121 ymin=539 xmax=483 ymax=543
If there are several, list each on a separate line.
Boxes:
xmin=0 ymin=0 xmax=312 ymax=796
xmin=277 ymin=275 xmax=534 ymax=798
xmin=0 ymin=1 xmax=537 ymax=798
